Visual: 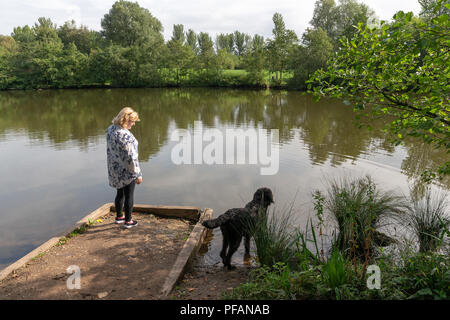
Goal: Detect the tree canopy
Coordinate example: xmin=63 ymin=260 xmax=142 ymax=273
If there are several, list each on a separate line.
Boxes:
xmin=101 ymin=0 xmax=163 ymax=47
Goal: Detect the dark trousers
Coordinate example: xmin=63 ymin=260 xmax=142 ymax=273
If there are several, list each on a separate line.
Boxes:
xmin=115 ymin=180 xmax=136 ymax=222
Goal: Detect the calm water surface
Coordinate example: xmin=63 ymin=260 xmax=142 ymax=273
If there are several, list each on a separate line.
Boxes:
xmin=0 ymin=88 xmax=448 ymax=269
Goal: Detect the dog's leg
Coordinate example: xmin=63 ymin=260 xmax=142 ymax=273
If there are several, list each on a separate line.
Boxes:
xmin=220 ymin=226 xmax=228 ymax=264
xmin=224 ymin=236 xmax=242 ymax=270
xmin=244 ymin=233 xmax=250 ymax=255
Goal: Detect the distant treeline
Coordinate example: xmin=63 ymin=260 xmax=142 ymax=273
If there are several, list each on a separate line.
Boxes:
xmin=0 ymin=0 xmax=392 ymax=90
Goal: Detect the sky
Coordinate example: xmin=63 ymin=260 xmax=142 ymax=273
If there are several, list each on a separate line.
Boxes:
xmin=0 ymin=0 xmax=422 ymax=40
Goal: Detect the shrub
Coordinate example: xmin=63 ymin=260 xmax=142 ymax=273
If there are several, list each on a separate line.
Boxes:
xmin=324 ymin=175 xmax=408 ymax=261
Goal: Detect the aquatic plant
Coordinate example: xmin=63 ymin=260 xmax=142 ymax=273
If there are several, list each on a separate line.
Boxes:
xmin=250 ymin=202 xmax=301 ymax=268
xmin=324 ymin=175 xmax=408 ymax=262
xmin=402 ymin=188 xmax=449 ymax=253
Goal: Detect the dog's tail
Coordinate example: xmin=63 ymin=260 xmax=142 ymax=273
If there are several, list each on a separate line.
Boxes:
xmin=202 ymin=213 xmax=231 ymax=229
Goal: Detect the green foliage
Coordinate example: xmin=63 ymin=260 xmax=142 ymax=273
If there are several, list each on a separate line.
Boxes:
xmin=309 ymin=0 xmax=450 ymax=179
xmin=243 ymin=35 xmax=267 ymax=86
xmin=215 ymin=33 xmax=235 ymax=53
xmin=266 ymin=13 xmax=298 ymax=83
xmin=0 ymin=36 xmax=16 ymax=89
xmin=249 ymin=205 xmax=301 ymax=268
xmin=419 ymin=0 xmax=450 ymax=21
xmin=389 ymin=252 xmax=450 ymax=299
xmin=233 ymin=30 xmax=251 ymax=58
xmin=100 ymin=0 xmax=163 ymax=47
xmin=310 ymin=0 xmax=339 ymax=40
xmin=58 ymin=20 xmax=97 ymax=54
xmin=164 ymin=27 xmax=196 ymax=86
xmin=402 ymin=188 xmax=449 ymax=252
xmin=289 ymin=27 xmax=333 ymax=89
xmin=310 ymin=0 xmax=377 ymax=48
xmin=185 ymin=29 xmax=198 ymax=55
xmin=324 ymin=175 xmax=408 ymax=261
xmin=321 ymin=249 xmax=351 ymax=289
xmin=222 ymin=263 xmax=304 ymax=300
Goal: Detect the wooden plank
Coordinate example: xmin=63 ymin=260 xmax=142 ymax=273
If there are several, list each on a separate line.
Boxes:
xmin=110 ymin=204 xmax=201 ymax=220
xmin=159 ymin=208 xmax=213 ymax=298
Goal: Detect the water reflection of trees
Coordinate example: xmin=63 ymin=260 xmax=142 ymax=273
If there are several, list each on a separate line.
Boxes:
xmin=401 ymin=140 xmax=450 ymax=198
xmin=0 ymin=88 xmax=448 ymax=188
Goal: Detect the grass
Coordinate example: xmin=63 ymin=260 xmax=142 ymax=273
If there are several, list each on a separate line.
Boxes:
xmin=402 ymin=188 xmax=449 ymax=253
xmin=56 ymin=218 xmax=103 ymax=246
xmin=322 ymin=175 xmax=408 ymax=262
xmin=249 ymin=201 xmax=302 ymax=269
xmin=321 ymin=249 xmax=351 ymax=290
xmin=31 ymin=252 xmax=46 ymax=261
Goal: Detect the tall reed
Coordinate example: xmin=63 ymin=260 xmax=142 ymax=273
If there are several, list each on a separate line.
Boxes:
xmin=250 ymin=204 xmax=301 ymax=268
xmin=403 ymin=188 xmax=449 ymax=253
xmin=324 ymin=175 xmax=408 ymax=261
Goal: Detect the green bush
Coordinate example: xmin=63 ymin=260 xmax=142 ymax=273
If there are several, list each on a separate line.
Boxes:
xmin=324 ymin=175 xmax=408 ymax=261
xmin=402 ymin=188 xmax=449 ymax=253
xmin=250 ymin=205 xmax=301 ymax=268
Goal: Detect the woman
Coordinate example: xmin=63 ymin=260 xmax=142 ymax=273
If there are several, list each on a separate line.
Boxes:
xmin=106 ymin=107 xmax=143 ymax=229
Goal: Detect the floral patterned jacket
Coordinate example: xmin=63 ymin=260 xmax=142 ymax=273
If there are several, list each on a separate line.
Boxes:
xmin=106 ymin=124 xmax=142 ymax=189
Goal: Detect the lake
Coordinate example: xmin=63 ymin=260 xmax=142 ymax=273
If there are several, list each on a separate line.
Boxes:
xmin=0 ymin=87 xmax=448 ymax=269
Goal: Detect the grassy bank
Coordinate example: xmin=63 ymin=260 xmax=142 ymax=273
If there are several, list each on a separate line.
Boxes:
xmin=223 ymin=176 xmax=450 ymax=300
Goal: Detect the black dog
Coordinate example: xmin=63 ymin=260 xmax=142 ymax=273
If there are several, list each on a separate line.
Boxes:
xmin=202 ymin=187 xmax=274 ymax=270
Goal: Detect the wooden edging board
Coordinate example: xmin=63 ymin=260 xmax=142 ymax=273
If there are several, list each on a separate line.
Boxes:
xmin=111 ymin=204 xmax=201 ymax=221
xmin=159 ymin=208 xmax=213 ymax=298
xmin=0 ymin=203 xmax=206 ymax=286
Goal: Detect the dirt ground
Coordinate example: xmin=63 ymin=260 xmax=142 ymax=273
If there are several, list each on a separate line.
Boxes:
xmin=0 ymin=211 xmax=251 ymax=300
xmin=169 ymin=263 xmax=252 ymax=300
xmin=0 ymin=212 xmax=194 ymax=299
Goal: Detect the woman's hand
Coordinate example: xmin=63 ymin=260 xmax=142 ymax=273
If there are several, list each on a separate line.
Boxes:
xmin=136 ymin=177 xmax=143 ymax=184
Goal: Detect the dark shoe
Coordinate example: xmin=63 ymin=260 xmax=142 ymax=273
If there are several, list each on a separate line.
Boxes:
xmin=115 ymin=216 xmax=125 ymax=224
xmin=123 ymin=220 xmax=138 ymax=229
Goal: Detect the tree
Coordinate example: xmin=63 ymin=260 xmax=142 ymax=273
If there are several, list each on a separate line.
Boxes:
xmin=336 ymin=0 xmax=376 ymax=41
xmin=0 ymin=36 xmax=17 ymax=88
xmin=58 ymin=20 xmax=95 ymax=54
xmin=216 ymin=49 xmax=236 ymax=69
xmin=165 ymin=24 xmax=195 ymax=85
xmin=171 ymin=24 xmax=185 ymax=43
xmin=194 ymin=32 xmax=221 ymax=84
xmin=185 ymin=29 xmax=198 ymax=55
xmin=10 ymin=18 xmax=64 ymax=88
xmin=310 ymin=0 xmax=376 ymax=47
xmin=266 ymin=13 xmax=298 ymax=82
xmin=197 ymin=32 xmax=216 ymax=69
xmin=215 ymin=33 xmax=234 ymax=53
xmin=101 ymin=0 xmax=163 ymax=47
xmin=308 ymin=2 xmax=450 ymax=180
xmin=243 ymin=34 xmax=266 ymax=85
xmin=233 ymin=31 xmax=250 ymax=56
xmin=419 ymin=0 xmax=450 ymax=21
xmin=310 ymin=0 xmax=339 ymax=40
xmin=290 ymin=27 xmax=333 ymax=89
xmin=56 ymin=42 xmax=88 ymax=87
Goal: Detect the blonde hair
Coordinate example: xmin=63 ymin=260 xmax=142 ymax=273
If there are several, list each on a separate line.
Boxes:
xmin=112 ymin=107 xmax=140 ymax=127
